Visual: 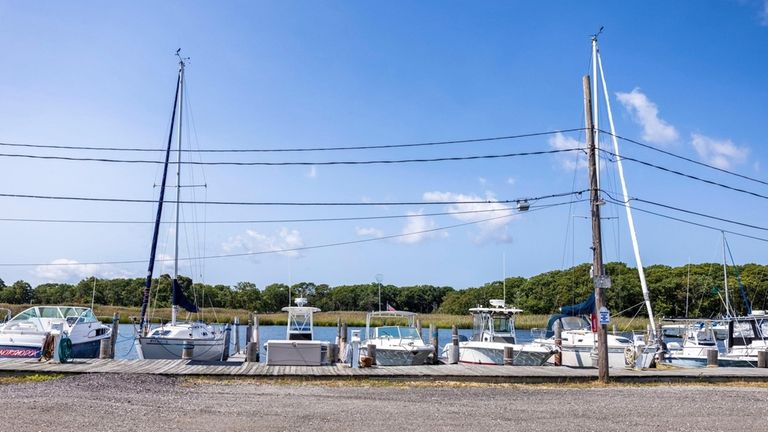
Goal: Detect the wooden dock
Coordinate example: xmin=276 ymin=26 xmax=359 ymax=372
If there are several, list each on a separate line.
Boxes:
xmin=2 ymin=359 xmax=768 ymax=383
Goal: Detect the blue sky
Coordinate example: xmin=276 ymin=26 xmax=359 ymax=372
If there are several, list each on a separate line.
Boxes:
xmin=0 ymin=1 xmax=767 ymax=289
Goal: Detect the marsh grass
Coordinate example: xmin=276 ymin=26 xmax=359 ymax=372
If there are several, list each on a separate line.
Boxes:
xmin=0 ymin=303 xmax=650 ymax=331
xmin=0 ymin=373 xmax=64 ymax=385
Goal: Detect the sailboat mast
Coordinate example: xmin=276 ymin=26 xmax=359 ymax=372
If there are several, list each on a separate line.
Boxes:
xmin=591 ymin=36 xmax=600 ymax=189
xmin=171 ymin=56 xmax=185 ymax=327
xmin=723 ymin=232 xmax=730 ymax=317
xmin=139 ymin=64 xmax=182 ymax=336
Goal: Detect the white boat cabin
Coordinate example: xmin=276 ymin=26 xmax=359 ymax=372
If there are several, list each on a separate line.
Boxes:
xmin=469 ymin=299 xmax=522 ymax=344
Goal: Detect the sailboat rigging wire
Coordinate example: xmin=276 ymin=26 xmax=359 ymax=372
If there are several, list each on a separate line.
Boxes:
xmin=599 ymin=149 xmax=768 ymax=201
xmin=0 ymin=199 xmax=571 ymax=268
xmin=0 ymin=148 xmax=581 ymax=165
xmin=0 ymin=128 xmax=585 ymax=153
xmin=599 ymin=129 xmax=768 ymax=187
xmin=0 ymin=190 xmax=586 ymax=206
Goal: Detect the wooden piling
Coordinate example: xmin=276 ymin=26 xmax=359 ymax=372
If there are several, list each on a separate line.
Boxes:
xmin=109 ymin=313 xmax=119 ymax=359
xmin=706 ymin=348 xmax=718 ymax=367
xmin=182 ymin=342 xmax=194 ymax=360
xmin=246 ymin=319 xmax=252 ymax=351
xmin=449 ymin=324 xmax=459 ymax=364
xmin=233 ymin=316 xmax=240 ymax=354
xmin=554 ymin=321 xmax=562 ymax=366
xmin=367 ymin=343 xmax=377 ymax=366
xmin=429 ymin=323 xmax=438 ymax=364
xmin=340 ymin=323 xmax=348 ymax=364
xmin=503 ymin=346 xmax=515 ymax=366
xmin=221 ymin=324 xmax=231 ymax=361
xmin=758 ymin=350 xmax=768 ymax=368
xmin=99 ymin=338 xmax=111 ymax=359
xmin=245 ymin=342 xmax=259 ymax=362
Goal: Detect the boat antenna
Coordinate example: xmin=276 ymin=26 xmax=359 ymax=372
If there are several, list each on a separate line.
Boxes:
xmin=591 ymin=26 xmax=604 ymax=40
xmin=90 ymin=276 xmax=97 ymax=310
xmin=502 ymin=252 xmax=506 ymax=305
xmin=376 ymin=274 xmax=383 ymax=312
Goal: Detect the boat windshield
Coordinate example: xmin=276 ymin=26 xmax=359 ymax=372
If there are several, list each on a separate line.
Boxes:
xmin=493 ymin=317 xmax=513 ymax=333
xmin=399 ymin=327 xmax=420 ymax=339
xmin=560 ymin=316 xmax=590 ymax=331
xmin=377 ymin=326 xmax=399 ymax=338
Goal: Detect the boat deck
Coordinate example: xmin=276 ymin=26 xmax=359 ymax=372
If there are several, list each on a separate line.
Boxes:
xmin=1 ymin=359 xmax=768 ymax=383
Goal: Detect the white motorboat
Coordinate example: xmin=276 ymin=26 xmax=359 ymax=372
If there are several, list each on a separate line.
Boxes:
xmin=720 ymin=314 xmax=768 ymax=366
xmin=0 ymin=306 xmax=111 ymax=359
xmin=265 ymin=297 xmax=330 ymax=366
xmin=360 ymin=310 xmax=433 ymax=366
xmin=444 ymin=300 xmax=555 ymax=366
xmin=135 ymin=53 xmax=226 ymax=362
xmin=533 ymin=314 xmax=650 ymax=369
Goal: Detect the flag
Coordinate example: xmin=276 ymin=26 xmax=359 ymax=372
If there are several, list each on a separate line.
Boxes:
xmin=386 ymin=303 xmax=396 ymax=312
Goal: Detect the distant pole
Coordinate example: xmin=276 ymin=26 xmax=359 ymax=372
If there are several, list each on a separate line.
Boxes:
xmin=585 ymin=74 xmax=609 ymax=383
xmin=376 ymin=274 xmax=383 ymax=312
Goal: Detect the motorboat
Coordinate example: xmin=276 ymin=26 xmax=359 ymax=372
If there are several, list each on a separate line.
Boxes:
xmin=264 ymin=297 xmax=330 ymax=366
xmin=0 ymin=306 xmax=111 ymax=359
xmin=720 ymin=314 xmax=768 ymax=366
xmin=360 ymin=310 xmax=433 ymax=366
xmin=444 ymin=299 xmax=555 ymax=366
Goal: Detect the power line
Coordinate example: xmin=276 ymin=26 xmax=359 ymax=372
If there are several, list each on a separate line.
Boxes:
xmin=600 ymin=129 xmax=768 ymax=187
xmin=599 ymin=149 xmax=768 ymax=201
xmin=0 ymin=201 xmax=569 ymax=268
xmin=0 ymin=200 xmax=585 ymax=225
xmin=0 ymin=190 xmax=586 ymax=207
xmin=601 ymin=190 xmax=768 ymax=232
xmin=604 ymin=199 xmax=768 ymax=244
xmin=0 ymin=128 xmax=584 ymax=153
xmin=0 ymin=148 xmax=580 ymax=166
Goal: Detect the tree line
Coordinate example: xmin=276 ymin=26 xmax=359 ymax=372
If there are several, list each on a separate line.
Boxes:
xmin=1 ymin=261 xmax=766 ymax=317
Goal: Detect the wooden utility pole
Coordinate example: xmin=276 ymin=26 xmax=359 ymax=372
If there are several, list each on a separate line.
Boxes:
xmin=584 ymin=74 xmax=609 ymax=383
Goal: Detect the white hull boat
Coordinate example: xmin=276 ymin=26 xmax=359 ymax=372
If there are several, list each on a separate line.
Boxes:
xmin=361 ymin=310 xmax=434 ymax=366
xmin=265 ymin=297 xmax=330 ymax=366
xmin=136 ymin=323 xmax=226 ymax=361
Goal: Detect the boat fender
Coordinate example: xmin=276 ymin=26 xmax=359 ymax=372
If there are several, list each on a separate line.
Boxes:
xmin=58 ymin=334 xmax=73 ymax=363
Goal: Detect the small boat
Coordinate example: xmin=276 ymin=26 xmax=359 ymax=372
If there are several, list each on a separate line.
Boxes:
xmin=720 ymin=314 xmax=768 ymax=366
xmin=360 ymin=310 xmax=433 ymax=366
xmin=0 ymin=306 xmax=111 ymax=359
xmin=446 ymin=299 xmax=555 ymax=366
xmin=264 ymin=297 xmax=330 ymax=366
xmin=134 ymin=52 xmax=226 ymax=362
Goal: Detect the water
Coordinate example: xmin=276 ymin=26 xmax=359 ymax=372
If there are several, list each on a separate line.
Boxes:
xmin=113 ymin=324 xmax=537 ymax=360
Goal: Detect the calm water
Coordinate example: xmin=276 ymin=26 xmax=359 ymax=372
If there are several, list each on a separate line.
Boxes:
xmin=113 ymin=324 xmax=537 ymax=360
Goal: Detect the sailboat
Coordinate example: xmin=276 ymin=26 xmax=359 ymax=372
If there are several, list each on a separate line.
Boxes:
xmin=134 ymin=53 xmax=227 ymax=362
xmin=533 ymin=34 xmax=657 ymax=369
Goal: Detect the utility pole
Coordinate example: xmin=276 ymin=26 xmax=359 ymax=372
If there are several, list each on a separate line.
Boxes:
xmin=584 ymin=74 xmax=609 ymax=383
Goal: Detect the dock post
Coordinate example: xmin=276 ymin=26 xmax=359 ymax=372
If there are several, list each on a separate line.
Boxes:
xmin=706 ymin=348 xmax=718 ymax=367
xmin=109 ymin=313 xmax=119 ymax=358
xmin=221 ymin=324 xmax=231 ymax=361
xmin=367 ymin=343 xmax=377 ymax=366
xmin=449 ymin=324 xmax=459 ymax=364
xmin=554 ymin=321 xmax=562 ymax=366
xmin=429 ymin=323 xmax=438 ymax=364
xmin=246 ymin=318 xmax=252 ymax=352
xmin=233 ymin=316 xmax=240 ymax=354
xmin=503 ymin=346 xmax=515 ymax=366
xmin=182 ymin=341 xmax=194 ymax=360
xmin=99 ymin=337 xmax=112 ymax=359
xmin=245 ymin=342 xmax=258 ymax=362
xmin=758 ymin=350 xmax=768 ymax=368
xmin=416 ymin=319 xmax=423 ymax=343
xmin=341 ymin=322 xmax=349 ymax=364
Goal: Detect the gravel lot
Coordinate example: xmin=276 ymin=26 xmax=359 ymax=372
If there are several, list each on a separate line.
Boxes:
xmin=1 ymin=374 xmax=766 ymax=431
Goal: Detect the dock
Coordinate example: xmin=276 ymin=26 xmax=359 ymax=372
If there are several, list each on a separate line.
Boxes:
xmin=2 ymin=359 xmax=768 ymax=383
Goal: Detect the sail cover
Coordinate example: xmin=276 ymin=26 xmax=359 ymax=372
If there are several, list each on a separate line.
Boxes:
xmin=172 ymin=279 xmax=199 ymax=313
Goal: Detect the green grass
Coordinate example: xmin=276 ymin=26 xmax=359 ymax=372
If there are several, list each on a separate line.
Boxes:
xmin=0 ymin=373 xmax=64 ymax=385
xmin=0 ymin=303 xmax=651 ymax=331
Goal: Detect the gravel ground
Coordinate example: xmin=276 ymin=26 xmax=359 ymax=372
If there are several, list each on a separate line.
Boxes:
xmin=1 ymin=374 xmax=767 ymax=431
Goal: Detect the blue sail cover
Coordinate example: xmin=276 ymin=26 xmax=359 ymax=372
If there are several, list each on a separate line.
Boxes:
xmin=172 ymin=279 xmax=199 ymax=313
xmin=544 ymin=293 xmax=596 ymax=337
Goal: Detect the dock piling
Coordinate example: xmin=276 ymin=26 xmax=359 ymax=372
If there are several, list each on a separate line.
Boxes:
xmin=182 ymin=342 xmax=194 ymax=360
xmin=503 ymin=346 xmax=515 ymax=366
xmin=759 ymin=350 xmax=768 ymax=368
xmin=429 ymin=323 xmax=438 ymax=364
xmin=706 ymin=348 xmax=718 ymax=367
xmin=367 ymin=343 xmax=377 ymax=366
xmin=554 ymin=321 xmax=562 ymax=366
xmin=221 ymin=324 xmax=231 ymax=361
xmin=233 ymin=316 xmax=240 ymax=354
xmin=448 ymin=324 xmax=459 ymax=364
xmin=99 ymin=338 xmax=111 ymax=359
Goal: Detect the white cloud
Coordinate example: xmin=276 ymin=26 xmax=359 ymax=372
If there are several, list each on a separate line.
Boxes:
xmin=506 ymin=177 xmax=516 ymax=186
xmin=423 ymin=191 xmax=516 ymax=244
xmin=306 ymin=166 xmax=318 ymax=179
xmin=34 ymin=259 xmax=131 ymax=282
xmin=222 ymin=228 xmax=305 ymax=258
xmin=691 ymin=133 xmax=749 ymax=169
xmin=616 ymin=88 xmax=679 ymax=145
xmin=395 ymin=210 xmax=447 ymax=244
xmin=355 ymin=227 xmax=384 ymax=238
xmin=548 ymin=132 xmax=586 ymax=170
xmin=478 ymin=177 xmax=487 ymax=186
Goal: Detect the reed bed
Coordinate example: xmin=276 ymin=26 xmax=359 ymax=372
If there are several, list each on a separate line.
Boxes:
xmin=1 ymin=303 xmax=650 ymax=331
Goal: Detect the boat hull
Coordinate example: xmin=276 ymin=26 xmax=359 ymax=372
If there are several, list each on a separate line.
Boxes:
xmin=555 ymin=345 xmax=631 ymax=368
xmin=455 ymin=343 xmax=554 ymax=366
xmin=362 ymin=346 xmax=432 ymax=366
xmin=136 ymin=336 xmax=226 ymax=361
